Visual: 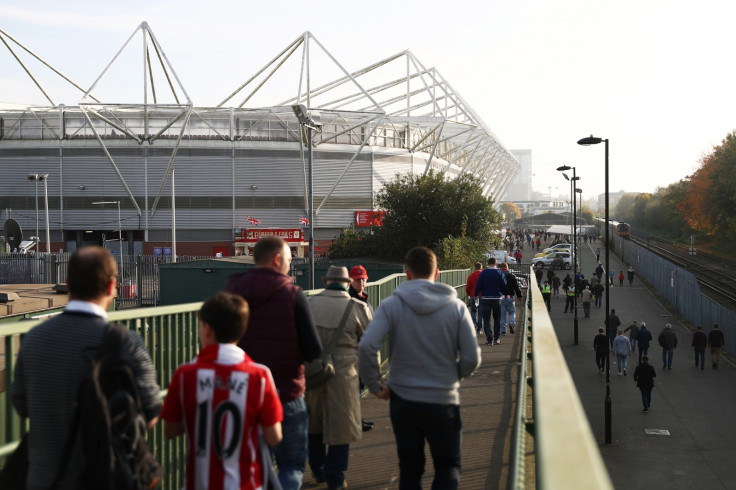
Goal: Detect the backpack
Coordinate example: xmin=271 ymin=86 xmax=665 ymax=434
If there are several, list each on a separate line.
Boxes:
xmin=77 ymin=323 xmax=162 ymax=490
xmin=501 ymin=270 xmax=517 ymax=297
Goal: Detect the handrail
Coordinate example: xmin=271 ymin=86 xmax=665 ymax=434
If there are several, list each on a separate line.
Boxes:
xmin=507 ymin=272 xmax=531 ymax=489
xmin=528 ymin=273 xmax=614 ymax=490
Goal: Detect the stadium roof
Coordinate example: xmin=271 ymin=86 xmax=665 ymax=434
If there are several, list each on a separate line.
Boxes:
xmin=0 ymin=23 xmax=519 ymax=200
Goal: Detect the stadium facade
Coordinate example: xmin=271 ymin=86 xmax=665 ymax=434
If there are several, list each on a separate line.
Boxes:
xmin=1 ymin=24 xmax=519 ymax=257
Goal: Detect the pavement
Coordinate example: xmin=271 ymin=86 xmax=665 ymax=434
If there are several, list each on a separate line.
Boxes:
xmin=549 ymin=240 xmax=736 ymax=489
xmin=303 ymin=291 xmax=527 ymax=489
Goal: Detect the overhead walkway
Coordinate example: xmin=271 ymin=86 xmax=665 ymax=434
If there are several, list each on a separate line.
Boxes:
xmin=2 ymin=256 xmax=619 ymax=489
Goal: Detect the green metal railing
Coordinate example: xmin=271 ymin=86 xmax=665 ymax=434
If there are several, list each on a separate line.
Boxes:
xmin=507 ymin=271 xmax=613 ymax=490
xmin=0 ymin=269 xmax=469 ymax=488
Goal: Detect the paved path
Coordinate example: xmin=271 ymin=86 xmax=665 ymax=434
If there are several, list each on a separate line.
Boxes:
xmin=550 ymin=239 xmax=736 ymax=489
xmin=303 ymin=289 xmax=527 ymax=489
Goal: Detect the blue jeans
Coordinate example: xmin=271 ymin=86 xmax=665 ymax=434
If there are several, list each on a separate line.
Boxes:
xmin=273 ymin=396 xmax=308 ymax=489
xmin=389 ymin=393 xmax=461 ymax=490
xmin=638 ymin=346 xmax=649 ymax=364
xmin=308 ymin=434 xmax=349 ymax=489
xmin=616 ymin=353 xmax=628 ymax=374
xmin=500 ymin=297 xmax=516 ymax=333
xmin=694 ymin=346 xmax=705 ymax=368
xmin=467 ymin=297 xmax=479 ymax=328
xmin=661 ymin=348 xmax=674 ymax=368
xmin=630 ymin=338 xmax=637 ymax=351
xmin=479 ymin=299 xmax=501 ymax=343
xmin=640 ymin=387 xmax=653 ymax=410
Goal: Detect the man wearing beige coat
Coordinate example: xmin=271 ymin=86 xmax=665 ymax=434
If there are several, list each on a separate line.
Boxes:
xmin=306 ymin=266 xmax=373 ymax=490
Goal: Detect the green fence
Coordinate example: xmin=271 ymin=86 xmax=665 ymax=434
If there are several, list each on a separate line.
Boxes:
xmin=0 ymin=269 xmax=470 ymax=488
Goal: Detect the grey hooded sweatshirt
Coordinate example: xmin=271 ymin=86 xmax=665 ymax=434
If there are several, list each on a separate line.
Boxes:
xmin=358 ymin=279 xmax=481 ymax=405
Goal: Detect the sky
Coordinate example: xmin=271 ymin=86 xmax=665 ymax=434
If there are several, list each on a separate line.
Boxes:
xmin=2 ymin=0 xmax=735 ymax=201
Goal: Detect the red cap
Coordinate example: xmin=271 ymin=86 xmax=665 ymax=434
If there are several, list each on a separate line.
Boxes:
xmin=349 ymin=265 xmax=368 ymax=280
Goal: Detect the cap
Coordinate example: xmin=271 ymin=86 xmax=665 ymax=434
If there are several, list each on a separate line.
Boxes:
xmin=324 ymin=265 xmax=352 ymax=283
xmin=349 ymin=265 xmax=368 ymax=280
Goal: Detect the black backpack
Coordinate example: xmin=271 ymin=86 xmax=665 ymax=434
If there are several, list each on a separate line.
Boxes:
xmin=77 ymin=323 xmax=162 ymax=490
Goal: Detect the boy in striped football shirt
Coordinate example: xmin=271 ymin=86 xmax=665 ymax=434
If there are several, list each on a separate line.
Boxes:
xmin=162 ymin=292 xmax=283 ymax=490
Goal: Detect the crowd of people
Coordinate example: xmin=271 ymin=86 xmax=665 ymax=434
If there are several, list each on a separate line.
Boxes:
xmin=591 ymin=316 xmax=725 ymax=414
xmin=10 ymin=240 xmax=480 ymax=490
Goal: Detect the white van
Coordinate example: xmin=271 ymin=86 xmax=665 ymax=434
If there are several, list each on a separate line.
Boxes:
xmin=486 ymin=250 xmax=517 ymax=265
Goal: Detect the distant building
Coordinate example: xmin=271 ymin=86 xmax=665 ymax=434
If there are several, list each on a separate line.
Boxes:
xmin=597 ymin=190 xmax=627 ymax=212
xmin=503 ymin=150 xmax=532 ymax=202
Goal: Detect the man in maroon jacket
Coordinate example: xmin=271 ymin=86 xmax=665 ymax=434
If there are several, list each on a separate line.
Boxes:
xmin=226 ymin=236 xmax=322 ymax=489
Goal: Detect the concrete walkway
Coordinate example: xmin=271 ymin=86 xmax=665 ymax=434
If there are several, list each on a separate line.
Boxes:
xmin=303 ymin=291 xmax=527 ymax=489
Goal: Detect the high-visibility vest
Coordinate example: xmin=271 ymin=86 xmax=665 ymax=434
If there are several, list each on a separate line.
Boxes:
xmin=567 ymin=288 xmax=576 ymax=297
xmin=542 ymin=284 xmax=551 ymax=294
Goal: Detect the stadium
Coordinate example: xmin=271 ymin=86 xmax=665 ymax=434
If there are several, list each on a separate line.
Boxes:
xmin=1 ymin=23 xmax=519 ymax=257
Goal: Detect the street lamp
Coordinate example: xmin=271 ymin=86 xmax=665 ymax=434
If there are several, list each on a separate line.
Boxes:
xmin=577 ymin=134 xmax=611 ymax=444
xmin=556 ymin=165 xmax=580 ymax=345
xmin=292 ymin=104 xmax=322 ymax=290
xmin=92 ymin=200 xmax=124 ymax=289
xmin=27 ymin=174 xmax=50 ymax=253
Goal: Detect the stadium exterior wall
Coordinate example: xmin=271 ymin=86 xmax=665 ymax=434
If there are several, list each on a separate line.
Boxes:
xmin=0 ymin=136 xmax=450 ymax=256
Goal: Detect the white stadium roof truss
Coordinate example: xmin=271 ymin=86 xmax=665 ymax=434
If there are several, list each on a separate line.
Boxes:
xmin=1 ymin=24 xmax=519 ymax=218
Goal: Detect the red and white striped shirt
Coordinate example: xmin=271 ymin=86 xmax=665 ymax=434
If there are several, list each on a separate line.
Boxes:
xmin=161 ymin=343 xmax=283 ymax=490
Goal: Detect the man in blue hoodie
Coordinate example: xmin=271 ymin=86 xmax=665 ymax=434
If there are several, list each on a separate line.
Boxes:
xmin=359 ymin=246 xmax=481 ymax=490
xmin=475 ymin=257 xmax=508 ymax=345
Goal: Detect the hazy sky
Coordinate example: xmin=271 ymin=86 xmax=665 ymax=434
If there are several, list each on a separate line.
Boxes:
xmin=2 ymin=0 xmax=734 ymax=200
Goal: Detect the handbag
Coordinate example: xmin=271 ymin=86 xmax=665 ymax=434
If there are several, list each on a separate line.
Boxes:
xmin=305 ymin=301 xmax=354 ymax=390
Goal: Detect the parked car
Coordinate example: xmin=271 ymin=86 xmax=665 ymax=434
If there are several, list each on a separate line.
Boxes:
xmin=486 ymin=250 xmax=517 ymax=265
xmin=532 ymin=251 xmax=572 ymax=269
xmin=535 ymin=243 xmax=572 ymax=257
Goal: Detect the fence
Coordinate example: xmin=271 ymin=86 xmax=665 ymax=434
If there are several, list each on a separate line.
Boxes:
xmin=614 ymin=236 xmax=735 ymax=355
xmin=0 ymin=254 xmax=224 ymax=309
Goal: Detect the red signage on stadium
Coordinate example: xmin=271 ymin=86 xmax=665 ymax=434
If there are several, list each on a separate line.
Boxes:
xmin=235 ymin=228 xmax=303 ymax=243
xmin=355 ymin=211 xmax=385 ymax=227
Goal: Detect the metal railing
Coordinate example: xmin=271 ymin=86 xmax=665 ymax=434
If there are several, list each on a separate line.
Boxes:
xmin=507 ymin=271 xmax=613 ymax=490
xmin=0 ymin=269 xmax=469 ymax=488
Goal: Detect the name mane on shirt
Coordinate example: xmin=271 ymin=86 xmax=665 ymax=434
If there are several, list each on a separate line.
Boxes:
xmin=199 ymin=374 xmax=247 ymax=395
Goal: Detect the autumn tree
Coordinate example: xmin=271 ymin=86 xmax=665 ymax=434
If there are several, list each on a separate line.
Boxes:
xmin=580 ymin=205 xmax=595 ymax=225
xmin=691 ymin=131 xmax=736 ymax=240
xmin=499 ymin=202 xmax=522 ymax=221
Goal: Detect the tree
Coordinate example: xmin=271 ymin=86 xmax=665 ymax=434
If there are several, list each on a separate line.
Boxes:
xmin=580 ymin=205 xmax=595 ymax=225
xmin=499 ymin=202 xmax=521 ymax=221
xmin=694 ymin=131 xmax=736 ymax=240
xmin=328 ymin=226 xmax=376 ymax=259
xmin=374 ymin=171 xmax=502 ymax=261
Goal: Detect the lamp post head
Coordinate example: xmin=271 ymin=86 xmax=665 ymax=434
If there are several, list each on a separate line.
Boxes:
xmin=577 ymin=135 xmax=603 ymax=146
xmin=576 ymin=188 xmax=583 ymax=193
xmin=556 ymin=165 xmax=572 ymax=171
xmin=561 ymin=173 xmax=570 ymax=181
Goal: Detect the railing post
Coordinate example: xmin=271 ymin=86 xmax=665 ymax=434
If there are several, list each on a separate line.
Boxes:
xmin=137 ymin=255 xmax=143 ymax=308
xmin=50 ymin=253 xmax=58 ymax=284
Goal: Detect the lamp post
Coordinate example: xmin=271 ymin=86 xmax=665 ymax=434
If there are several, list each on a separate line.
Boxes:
xmin=292 ymin=104 xmax=321 ymax=290
xmin=577 ymin=134 xmax=611 ymax=444
xmin=556 ymin=165 xmax=580 ymax=345
xmin=27 ymin=174 xmax=50 ymax=253
xmin=92 ymin=200 xmax=124 ymax=289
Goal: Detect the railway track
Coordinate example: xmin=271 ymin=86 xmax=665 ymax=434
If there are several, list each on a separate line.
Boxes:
xmin=629 ymin=235 xmax=736 ymax=306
